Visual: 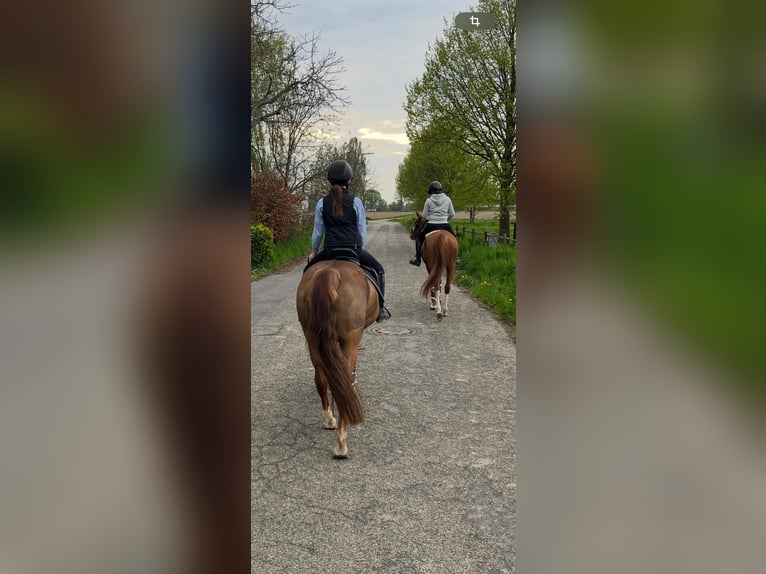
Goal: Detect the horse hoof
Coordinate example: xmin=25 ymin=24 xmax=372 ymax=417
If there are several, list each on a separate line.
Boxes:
xmin=437 ymin=312 xmax=443 ymax=321
xmin=333 ymin=447 xmax=348 ymax=458
xmin=323 ymin=413 xmax=337 ymax=429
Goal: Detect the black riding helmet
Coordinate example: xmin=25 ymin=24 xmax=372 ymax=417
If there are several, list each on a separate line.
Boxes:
xmin=328 ymin=160 xmax=353 ymax=184
xmin=428 ymin=181 xmax=443 ymax=194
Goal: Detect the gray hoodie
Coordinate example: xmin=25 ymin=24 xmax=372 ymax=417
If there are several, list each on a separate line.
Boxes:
xmin=421 ymin=192 xmax=455 ymax=224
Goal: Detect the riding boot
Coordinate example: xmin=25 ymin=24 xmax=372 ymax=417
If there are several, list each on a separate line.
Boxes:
xmin=409 ymin=239 xmax=422 ymax=266
xmin=376 ymin=272 xmax=391 ymax=322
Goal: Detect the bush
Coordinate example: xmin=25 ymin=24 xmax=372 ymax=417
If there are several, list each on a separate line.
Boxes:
xmin=251 ymin=173 xmax=304 ymax=242
xmin=251 ymin=224 xmax=274 ymax=266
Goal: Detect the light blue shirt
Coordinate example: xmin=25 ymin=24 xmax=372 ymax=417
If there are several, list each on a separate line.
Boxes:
xmin=311 ymin=196 xmax=367 ymax=253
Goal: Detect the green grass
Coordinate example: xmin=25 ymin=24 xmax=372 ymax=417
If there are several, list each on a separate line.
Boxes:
xmin=453 ymin=219 xmax=503 ymax=234
xmin=251 ymin=226 xmax=312 ymax=280
xmin=453 ymin=219 xmax=516 ymax=326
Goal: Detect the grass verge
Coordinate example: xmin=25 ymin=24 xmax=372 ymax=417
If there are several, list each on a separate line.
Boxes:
xmin=251 ymin=225 xmax=312 ymax=280
xmin=454 ymin=220 xmax=516 ymax=326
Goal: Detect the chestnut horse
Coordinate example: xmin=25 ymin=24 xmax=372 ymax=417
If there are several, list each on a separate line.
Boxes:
xmin=296 ymin=260 xmax=379 ymax=457
xmin=411 ymin=212 xmax=459 ymax=320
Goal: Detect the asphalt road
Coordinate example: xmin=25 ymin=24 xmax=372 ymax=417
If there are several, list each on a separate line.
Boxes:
xmin=252 ymin=220 xmax=516 ymax=573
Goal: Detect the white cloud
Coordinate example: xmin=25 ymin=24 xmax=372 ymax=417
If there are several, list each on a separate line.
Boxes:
xmin=312 ymin=127 xmax=343 ymax=141
xmin=357 ymin=127 xmax=409 ymax=146
xmin=380 ymin=119 xmax=406 ymax=129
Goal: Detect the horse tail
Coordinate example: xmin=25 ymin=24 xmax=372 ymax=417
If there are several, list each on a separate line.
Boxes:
xmin=310 ymin=267 xmax=365 ymax=425
xmin=420 ymin=234 xmax=445 ymax=299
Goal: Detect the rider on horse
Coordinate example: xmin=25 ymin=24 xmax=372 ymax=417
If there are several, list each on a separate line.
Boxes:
xmin=409 ymin=181 xmax=457 ymax=267
xmin=305 ymin=159 xmax=391 ymax=322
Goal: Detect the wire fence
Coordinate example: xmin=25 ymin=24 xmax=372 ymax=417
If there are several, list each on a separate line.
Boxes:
xmin=455 ymin=221 xmax=516 ymax=246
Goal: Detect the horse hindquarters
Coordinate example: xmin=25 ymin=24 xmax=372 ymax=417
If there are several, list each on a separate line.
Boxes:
xmin=421 ymin=233 xmax=457 ymax=319
xmin=298 ymin=265 xmax=365 ymax=457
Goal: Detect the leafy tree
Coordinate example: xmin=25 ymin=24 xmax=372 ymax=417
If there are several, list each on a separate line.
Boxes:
xmin=396 ymin=124 xmax=497 ymax=222
xmin=404 ymin=0 xmax=515 ymax=235
xmin=363 ymin=189 xmax=384 ymax=211
xmin=302 ymin=137 xmax=372 ymax=211
xmin=341 ymin=137 xmax=368 ymax=201
xmin=304 ymin=142 xmax=338 ymax=212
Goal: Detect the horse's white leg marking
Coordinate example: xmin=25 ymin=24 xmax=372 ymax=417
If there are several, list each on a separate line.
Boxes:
xmin=434 ymin=285 xmax=443 ymax=319
xmin=333 ymin=423 xmax=348 ymax=458
xmin=430 ymin=289 xmax=437 ymax=310
xmin=442 ymin=291 xmax=449 ymax=317
xmin=323 ymin=407 xmax=337 ymax=429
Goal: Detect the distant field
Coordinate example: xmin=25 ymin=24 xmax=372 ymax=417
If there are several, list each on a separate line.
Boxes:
xmin=366 ymin=211 xmax=415 ymax=220
xmin=367 ymin=210 xmax=501 ymax=220
xmin=455 ymin=210 xmax=503 ymax=220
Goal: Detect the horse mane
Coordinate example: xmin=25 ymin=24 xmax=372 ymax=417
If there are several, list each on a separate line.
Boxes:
xmin=411 ymin=212 xmax=427 ymax=240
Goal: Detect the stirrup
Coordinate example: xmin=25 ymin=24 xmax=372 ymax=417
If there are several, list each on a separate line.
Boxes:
xmin=376 ymin=306 xmax=391 ymax=322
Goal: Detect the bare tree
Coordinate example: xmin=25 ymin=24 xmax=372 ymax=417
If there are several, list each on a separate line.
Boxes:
xmin=256 ymin=34 xmax=346 ymax=192
xmin=251 ymin=2 xmax=349 ymax=198
xmin=252 ymin=30 xmax=348 ymax=127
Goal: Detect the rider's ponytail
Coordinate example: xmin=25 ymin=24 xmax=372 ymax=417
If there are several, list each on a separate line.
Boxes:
xmin=331 ymin=183 xmax=345 ymax=219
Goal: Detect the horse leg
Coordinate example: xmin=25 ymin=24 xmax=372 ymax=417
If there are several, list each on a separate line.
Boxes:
xmin=333 ymin=419 xmax=349 ymax=458
xmin=441 ymin=292 xmax=448 ymax=317
xmin=434 ymin=281 xmax=443 ymax=320
xmin=311 ymin=351 xmax=336 ymax=429
xmin=332 ymin=334 xmax=361 ymax=458
xmin=443 ymin=278 xmax=450 ymax=317
xmin=430 ymin=288 xmax=438 ymax=310
xmin=342 ymin=336 xmax=361 ymax=388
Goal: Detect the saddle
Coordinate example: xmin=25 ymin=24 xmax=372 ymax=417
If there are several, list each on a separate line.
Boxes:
xmin=327 ymin=247 xmax=360 ymax=265
xmin=307 ymin=247 xmax=384 ymax=301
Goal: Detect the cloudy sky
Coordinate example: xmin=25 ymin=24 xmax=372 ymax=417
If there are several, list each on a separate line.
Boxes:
xmin=278 ymin=0 xmax=473 ymax=203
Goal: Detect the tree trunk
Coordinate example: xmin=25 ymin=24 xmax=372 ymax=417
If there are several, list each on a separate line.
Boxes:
xmin=498 ymin=206 xmax=510 ymax=238
xmin=497 ymin=159 xmax=514 ymax=237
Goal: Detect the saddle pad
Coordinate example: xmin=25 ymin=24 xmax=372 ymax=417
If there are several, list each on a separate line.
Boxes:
xmin=361 ymin=269 xmax=384 ymax=301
